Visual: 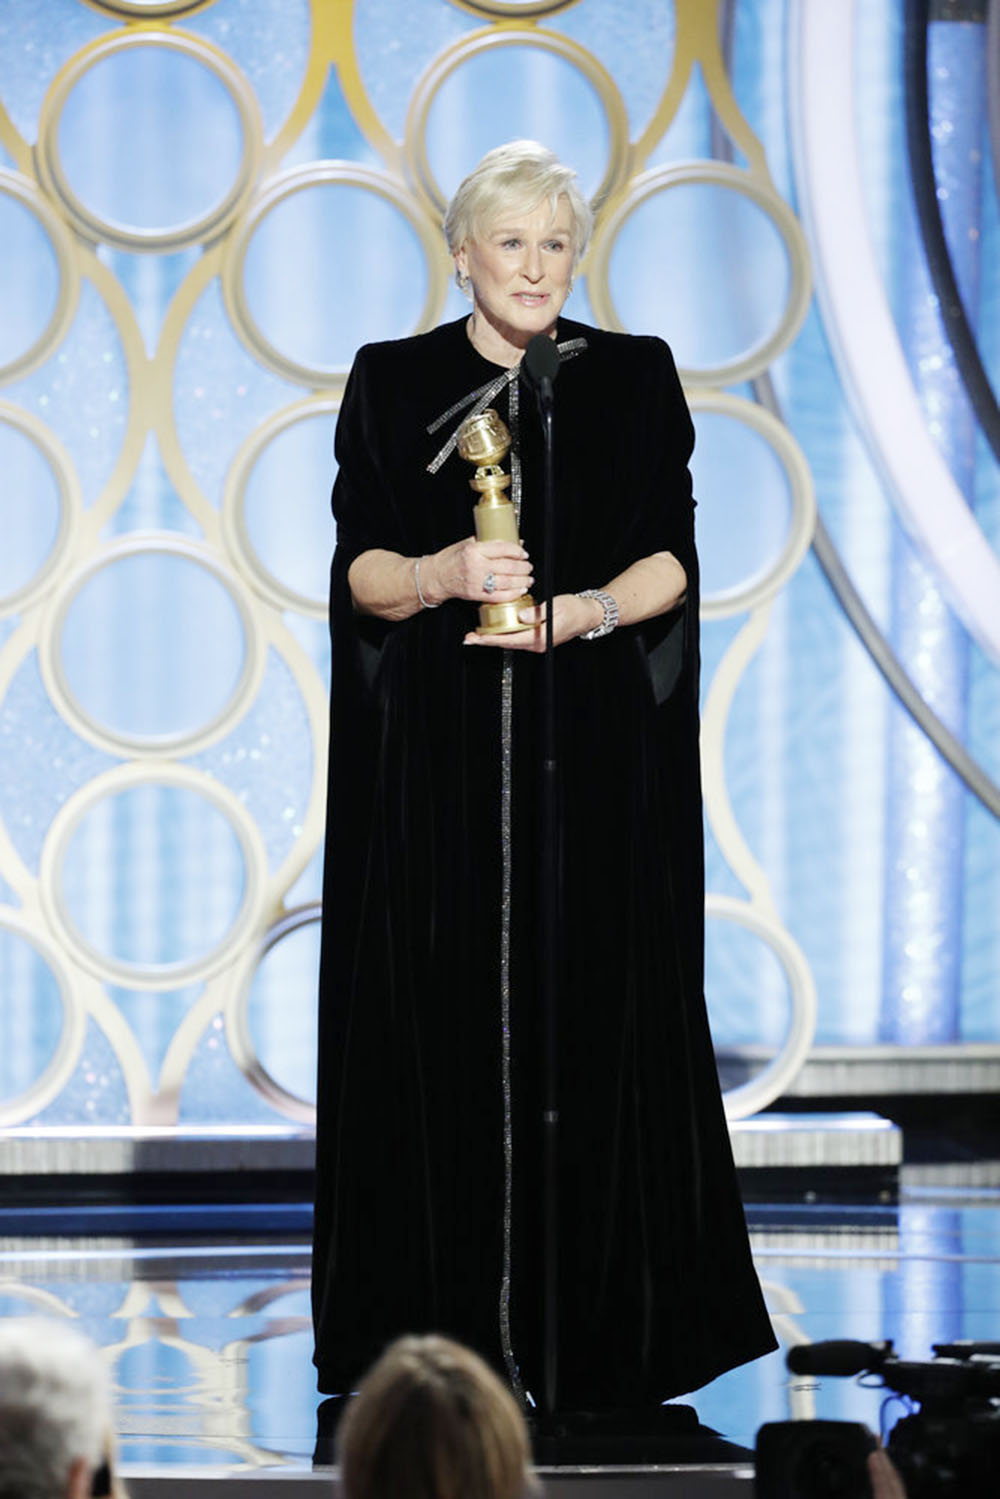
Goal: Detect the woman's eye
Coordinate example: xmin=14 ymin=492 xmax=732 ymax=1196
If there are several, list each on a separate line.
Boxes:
xmin=501 ymin=238 xmax=521 ymax=249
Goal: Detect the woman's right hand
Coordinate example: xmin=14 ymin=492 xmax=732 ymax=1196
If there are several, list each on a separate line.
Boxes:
xmin=422 ymin=537 xmax=534 ymax=607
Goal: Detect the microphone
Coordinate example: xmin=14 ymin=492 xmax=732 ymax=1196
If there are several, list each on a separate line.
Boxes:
xmin=522 ymin=334 xmax=561 ymax=413
xmin=786 ymin=1340 xmax=894 ymax=1377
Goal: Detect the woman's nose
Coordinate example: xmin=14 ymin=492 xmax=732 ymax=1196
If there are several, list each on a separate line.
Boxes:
xmin=522 ymin=244 xmax=543 ymax=280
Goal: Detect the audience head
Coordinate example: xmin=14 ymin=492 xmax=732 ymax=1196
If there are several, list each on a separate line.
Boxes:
xmin=0 ymin=1318 xmax=113 ymax=1499
xmin=338 ymin=1334 xmax=537 ymax=1499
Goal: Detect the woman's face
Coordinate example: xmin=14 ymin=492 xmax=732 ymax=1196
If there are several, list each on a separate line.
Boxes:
xmin=455 ymin=195 xmax=575 ymax=352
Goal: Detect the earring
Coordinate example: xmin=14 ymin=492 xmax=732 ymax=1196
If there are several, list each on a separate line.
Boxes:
xmin=457 ymin=270 xmax=470 ymax=293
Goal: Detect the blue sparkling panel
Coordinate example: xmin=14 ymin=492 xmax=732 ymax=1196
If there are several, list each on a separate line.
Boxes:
xmin=610 ymin=181 xmax=790 ymax=368
xmin=97 ymin=245 xmax=202 ymax=362
xmin=0 ymin=925 xmax=65 ymax=1104
xmin=59 ymin=784 xmax=247 ymax=971
xmin=279 ymin=59 xmax=381 ymax=169
xmin=59 ymin=550 xmax=247 ymax=742
xmin=178 ymin=1010 xmax=288 ymax=1124
xmin=241 ymin=181 xmax=428 ymax=370
xmin=187 ymin=647 xmax=314 ymax=873
xmin=246 ymin=918 xmax=319 ymax=1105
xmin=106 ymin=432 xmax=202 ymax=538
xmin=0 ymin=190 xmax=60 ymax=369
xmin=242 ymin=409 xmax=337 ymax=606
xmin=24 ymin=1014 xmax=130 ymax=1125
xmin=0 ymin=651 xmax=118 ymax=876
xmin=186 ymin=0 xmax=313 ymax=143
xmin=423 ymin=45 xmax=610 ymax=206
xmin=729 ymin=0 xmax=792 ymax=200
xmin=690 ymin=408 xmax=793 ymax=597
xmin=173 ymin=279 xmax=299 ymax=508
xmin=0 ymin=418 xmax=62 ymax=600
xmin=3 ymin=279 xmax=129 ymax=508
xmin=550 ymin=0 xmax=676 ymax=142
xmin=352 ymin=0 xmax=476 ymax=143
xmin=0 ymin=0 xmax=110 ymax=145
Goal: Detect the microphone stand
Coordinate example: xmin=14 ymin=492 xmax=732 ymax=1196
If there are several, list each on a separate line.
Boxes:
xmin=523 ymin=335 xmax=560 ymax=1419
xmin=539 ymin=384 xmax=558 ymax=1420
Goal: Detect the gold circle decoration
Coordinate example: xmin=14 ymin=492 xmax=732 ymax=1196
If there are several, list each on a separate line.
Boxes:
xmin=39 ymin=761 xmax=268 ymax=991
xmin=0 ymin=171 xmax=80 ymax=384
xmin=225 ymin=901 xmax=320 ymax=1123
xmin=222 ymin=162 xmax=445 ymax=386
xmin=38 ymin=534 xmax=266 ymax=758
xmin=588 ymin=161 xmax=812 ymax=387
xmin=35 ymin=30 xmax=262 ymax=254
xmin=404 ymin=28 xmax=631 ymax=220
xmin=222 ymin=396 xmax=339 ymax=621
xmin=0 ymin=911 xmax=86 ymax=1127
xmin=0 ymin=402 xmax=82 ymax=618
xmin=688 ymin=391 xmax=816 ymax=619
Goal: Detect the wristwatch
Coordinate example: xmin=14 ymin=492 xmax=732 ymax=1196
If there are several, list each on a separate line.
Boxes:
xmin=576 ymin=588 xmax=619 ymax=640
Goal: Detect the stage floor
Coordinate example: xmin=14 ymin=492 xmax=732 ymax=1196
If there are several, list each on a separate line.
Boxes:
xmin=0 ymin=1188 xmax=997 ymax=1486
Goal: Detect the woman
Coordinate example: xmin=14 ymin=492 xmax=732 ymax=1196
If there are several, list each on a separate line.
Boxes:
xmin=338 ymin=1335 xmax=539 ymax=1499
xmin=313 ymin=141 xmax=776 ymax=1407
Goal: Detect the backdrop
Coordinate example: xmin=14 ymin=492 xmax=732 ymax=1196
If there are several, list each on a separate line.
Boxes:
xmin=0 ymin=0 xmax=997 ymax=1130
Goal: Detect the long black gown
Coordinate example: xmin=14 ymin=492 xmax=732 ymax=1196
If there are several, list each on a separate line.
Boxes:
xmin=312 ymin=315 xmax=776 ymax=1407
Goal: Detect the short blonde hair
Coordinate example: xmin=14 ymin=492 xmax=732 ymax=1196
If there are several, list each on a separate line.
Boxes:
xmin=337 ymin=1335 xmax=537 ymax=1499
xmin=444 ymin=140 xmax=592 ymax=265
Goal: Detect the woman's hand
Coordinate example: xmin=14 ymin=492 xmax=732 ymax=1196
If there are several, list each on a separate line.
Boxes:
xmin=423 ymin=537 xmax=533 ymax=607
xmin=463 ymin=594 xmax=601 ymax=651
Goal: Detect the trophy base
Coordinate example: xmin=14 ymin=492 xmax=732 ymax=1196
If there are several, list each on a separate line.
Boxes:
xmin=476 ymin=594 xmax=535 ymax=635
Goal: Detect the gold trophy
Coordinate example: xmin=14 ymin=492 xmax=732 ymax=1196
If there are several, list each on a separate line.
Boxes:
xmin=456 ymin=409 xmax=535 ymax=635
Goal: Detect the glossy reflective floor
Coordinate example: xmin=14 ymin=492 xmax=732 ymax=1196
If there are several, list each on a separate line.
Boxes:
xmin=0 ymin=1190 xmax=998 ymax=1472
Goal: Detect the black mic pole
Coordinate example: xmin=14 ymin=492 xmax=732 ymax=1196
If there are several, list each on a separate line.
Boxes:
xmin=522 ymin=333 xmax=561 ymax=1418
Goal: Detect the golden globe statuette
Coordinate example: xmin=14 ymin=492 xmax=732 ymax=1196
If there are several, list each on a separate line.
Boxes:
xmin=456 ymin=408 xmax=535 ymax=635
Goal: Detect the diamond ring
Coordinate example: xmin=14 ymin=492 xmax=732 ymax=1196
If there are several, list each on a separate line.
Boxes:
xmin=484 ymin=572 xmax=496 ymax=595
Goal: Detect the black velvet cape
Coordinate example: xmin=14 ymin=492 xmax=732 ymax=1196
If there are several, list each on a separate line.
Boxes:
xmin=312 ymin=315 xmax=776 ymax=1406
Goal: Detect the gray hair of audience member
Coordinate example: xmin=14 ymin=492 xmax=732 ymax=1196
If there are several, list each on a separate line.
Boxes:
xmin=443 ymin=139 xmax=593 ymax=268
xmin=0 ymin=1318 xmax=112 ymax=1499
xmin=337 ymin=1334 xmax=539 ymax=1499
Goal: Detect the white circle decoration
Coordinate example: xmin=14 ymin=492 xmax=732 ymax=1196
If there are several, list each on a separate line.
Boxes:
xmin=40 ymin=763 xmax=267 ymax=990
xmin=36 ymin=31 xmax=261 ymax=252
xmin=223 ymin=164 xmax=442 ymax=386
xmin=405 ymin=28 xmax=630 ymax=217
xmin=226 ymin=903 xmax=321 ymax=1122
xmin=40 ymin=535 xmax=264 ymax=757
xmin=589 ymin=161 xmax=812 ymax=387
xmin=706 ymin=896 xmax=817 ymax=1120
xmin=223 ymin=398 xmax=339 ymax=619
xmin=688 ymin=392 xmax=816 ymax=618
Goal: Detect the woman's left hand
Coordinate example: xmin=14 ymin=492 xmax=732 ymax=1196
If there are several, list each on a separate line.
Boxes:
xmin=463 ymin=594 xmax=601 ymax=652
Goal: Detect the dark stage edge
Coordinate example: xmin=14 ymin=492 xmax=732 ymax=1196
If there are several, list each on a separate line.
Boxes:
xmin=122 ymin=1464 xmax=753 ymax=1497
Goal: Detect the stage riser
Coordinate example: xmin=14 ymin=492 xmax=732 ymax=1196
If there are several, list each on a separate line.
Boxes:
xmin=123 ymin=1468 xmax=754 ymax=1498
xmin=0 ymin=1114 xmax=901 ymax=1178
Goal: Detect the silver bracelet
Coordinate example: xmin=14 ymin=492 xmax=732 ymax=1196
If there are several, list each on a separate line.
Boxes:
xmin=414 ymin=556 xmax=439 ymax=609
xmin=576 ymin=588 xmax=619 ymax=640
